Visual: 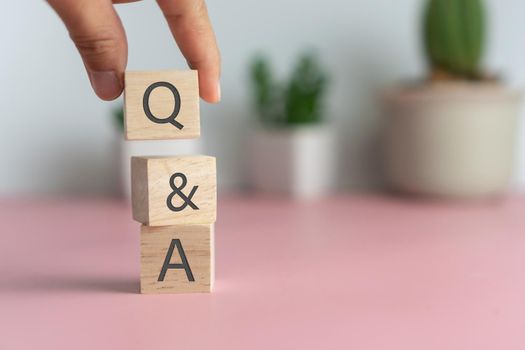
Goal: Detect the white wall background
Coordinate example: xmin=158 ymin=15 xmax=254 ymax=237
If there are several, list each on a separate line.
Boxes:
xmin=1 ymin=0 xmax=524 ymax=195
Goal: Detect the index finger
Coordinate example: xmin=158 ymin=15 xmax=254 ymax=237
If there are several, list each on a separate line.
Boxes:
xmin=157 ymin=0 xmax=221 ymax=103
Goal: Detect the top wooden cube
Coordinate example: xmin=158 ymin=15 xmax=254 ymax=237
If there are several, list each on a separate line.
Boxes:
xmin=124 ymin=70 xmax=200 ymax=140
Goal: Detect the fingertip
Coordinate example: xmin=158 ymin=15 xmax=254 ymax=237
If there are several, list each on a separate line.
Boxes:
xmin=88 ymin=70 xmax=123 ymax=101
xmin=199 ymin=75 xmax=221 ymax=104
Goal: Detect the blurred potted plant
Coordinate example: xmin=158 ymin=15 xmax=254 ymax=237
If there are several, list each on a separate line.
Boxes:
xmin=246 ymin=52 xmax=336 ymax=198
xmin=112 ymin=107 xmax=202 ymax=199
xmin=384 ymin=0 xmax=521 ymax=199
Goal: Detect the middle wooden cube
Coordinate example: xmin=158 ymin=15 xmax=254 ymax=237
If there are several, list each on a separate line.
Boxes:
xmin=131 ymin=156 xmax=216 ymax=226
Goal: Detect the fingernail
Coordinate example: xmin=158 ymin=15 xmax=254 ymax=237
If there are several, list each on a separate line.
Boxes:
xmin=216 ymin=81 xmax=221 ymax=102
xmin=88 ymin=70 xmax=122 ymax=101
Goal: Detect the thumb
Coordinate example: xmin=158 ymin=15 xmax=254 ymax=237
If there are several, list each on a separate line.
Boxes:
xmin=48 ymin=0 xmax=127 ymax=100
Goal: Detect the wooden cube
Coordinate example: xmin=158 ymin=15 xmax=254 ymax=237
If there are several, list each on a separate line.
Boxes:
xmin=141 ymin=224 xmax=214 ymax=294
xmin=124 ymin=70 xmax=200 ymax=140
xmin=132 ymin=156 xmax=216 ymax=226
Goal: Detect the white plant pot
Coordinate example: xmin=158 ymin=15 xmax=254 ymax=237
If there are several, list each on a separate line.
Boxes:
xmin=246 ymin=124 xmax=336 ymax=199
xmin=383 ymin=82 xmax=521 ymax=199
xmin=118 ymin=138 xmax=203 ymax=200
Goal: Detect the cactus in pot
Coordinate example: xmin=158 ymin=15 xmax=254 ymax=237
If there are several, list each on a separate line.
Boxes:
xmin=384 ymin=0 xmax=521 ymax=199
xmin=424 ymin=0 xmax=485 ymax=80
xmin=246 ymin=51 xmax=336 ymax=198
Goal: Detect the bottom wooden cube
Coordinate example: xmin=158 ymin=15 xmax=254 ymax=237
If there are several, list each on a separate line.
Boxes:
xmin=141 ymin=224 xmax=214 ymax=294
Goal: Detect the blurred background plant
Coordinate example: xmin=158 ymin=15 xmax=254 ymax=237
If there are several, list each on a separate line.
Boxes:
xmin=246 ymin=50 xmax=336 ymax=198
xmin=384 ymin=0 xmax=521 ymax=200
xmin=424 ymin=0 xmax=486 ymax=80
xmin=113 ymin=106 xmax=125 ymax=132
xmin=250 ymin=51 xmax=329 ymax=127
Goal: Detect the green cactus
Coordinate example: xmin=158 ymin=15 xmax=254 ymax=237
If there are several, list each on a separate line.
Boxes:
xmin=424 ymin=0 xmax=486 ymax=79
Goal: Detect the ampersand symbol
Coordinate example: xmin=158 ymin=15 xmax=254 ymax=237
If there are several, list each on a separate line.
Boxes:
xmin=166 ymin=173 xmax=199 ymax=212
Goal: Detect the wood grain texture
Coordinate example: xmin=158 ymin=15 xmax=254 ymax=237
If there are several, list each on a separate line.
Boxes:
xmin=124 ymin=70 xmax=200 ymax=140
xmin=141 ymin=224 xmax=214 ymax=294
xmin=131 ymin=156 xmax=216 ymax=226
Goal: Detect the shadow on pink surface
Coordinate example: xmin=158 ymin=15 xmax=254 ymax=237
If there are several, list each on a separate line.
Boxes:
xmin=0 ymin=275 xmax=139 ymax=294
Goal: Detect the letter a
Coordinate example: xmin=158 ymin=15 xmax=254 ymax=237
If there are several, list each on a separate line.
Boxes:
xmin=158 ymin=239 xmax=195 ymax=282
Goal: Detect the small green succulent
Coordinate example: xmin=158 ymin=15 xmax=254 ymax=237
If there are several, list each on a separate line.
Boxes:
xmin=250 ymin=51 xmax=329 ymax=126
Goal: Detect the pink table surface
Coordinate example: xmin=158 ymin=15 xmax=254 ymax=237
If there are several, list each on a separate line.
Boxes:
xmin=1 ymin=194 xmax=525 ymax=349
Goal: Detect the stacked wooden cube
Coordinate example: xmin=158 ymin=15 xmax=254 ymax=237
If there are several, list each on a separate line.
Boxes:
xmin=124 ymin=70 xmax=216 ymax=294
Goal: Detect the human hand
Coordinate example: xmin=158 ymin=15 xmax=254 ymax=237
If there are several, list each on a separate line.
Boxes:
xmin=47 ymin=0 xmax=221 ymax=102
